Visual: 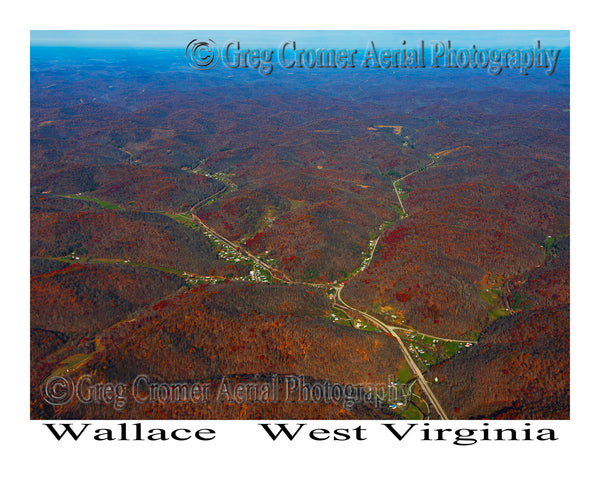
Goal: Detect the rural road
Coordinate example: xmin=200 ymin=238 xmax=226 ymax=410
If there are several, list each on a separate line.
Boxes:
xmin=334 ymin=285 xmax=449 ymax=420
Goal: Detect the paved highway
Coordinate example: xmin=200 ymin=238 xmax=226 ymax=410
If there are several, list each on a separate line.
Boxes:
xmin=334 ymin=285 xmax=449 ymax=420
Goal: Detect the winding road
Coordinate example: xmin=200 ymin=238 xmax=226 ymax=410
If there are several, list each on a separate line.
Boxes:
xmin=189 ymin=212 xmax=293 ymax=283
xmin=333 ymin=285 xmax=449 ymax=419
xmin=188 ymin=150 xmax=454 ymax=419
xmin=330 ymin=153 xmax=451 ymax=419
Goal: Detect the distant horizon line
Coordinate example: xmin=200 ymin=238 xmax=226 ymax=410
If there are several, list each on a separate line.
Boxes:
xmin=30 ymin=30 xmax=570 ymax=50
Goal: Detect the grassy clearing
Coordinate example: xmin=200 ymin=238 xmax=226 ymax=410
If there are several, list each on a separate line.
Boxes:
xmin=479 ymin=284 xmax=510 ymax=322
xmin=166 ymin=212 xmax=199 ymax=229
xmin=82 ymin=257 xmax=195 ymax=278
xmin=443 ymin=341 xmax=462 ymax=357
xmin=489 ymin=306 xmax=509 ymax=321
xmin=329 ymin=308 xmax=352 ymax=327
xmin=331 ymin=307 xmax=349 ymax=319
xmin=61 ymin=194 xmax=123 ymax=210
xmin=391 ymin=392 xmax=429 ymax=419
xmin=355 ymin=321 xmax=378 ymax=331
xmin=288 ymin=199 xmax=306 ymax=210
xmin=391 ymin=204 xmax=406 ymax=218
xmin=396 ymin=362 xmax=414 ymax=384
xmin=50 ymin=352 xmax=94 ymax=377
xmin=542 ymin=234 xmax=569 ymax=256
xmin=398 ymin=403 xmax=423 ymax=420
xmin=330 ymin=316 xmax=352 ymax=328
xmin=370 ymin=124 xmax=403 ymax=136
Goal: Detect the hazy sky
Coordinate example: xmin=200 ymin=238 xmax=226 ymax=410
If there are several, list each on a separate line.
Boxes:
xmin=31 ymin=30 xmax=569 ymax=50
